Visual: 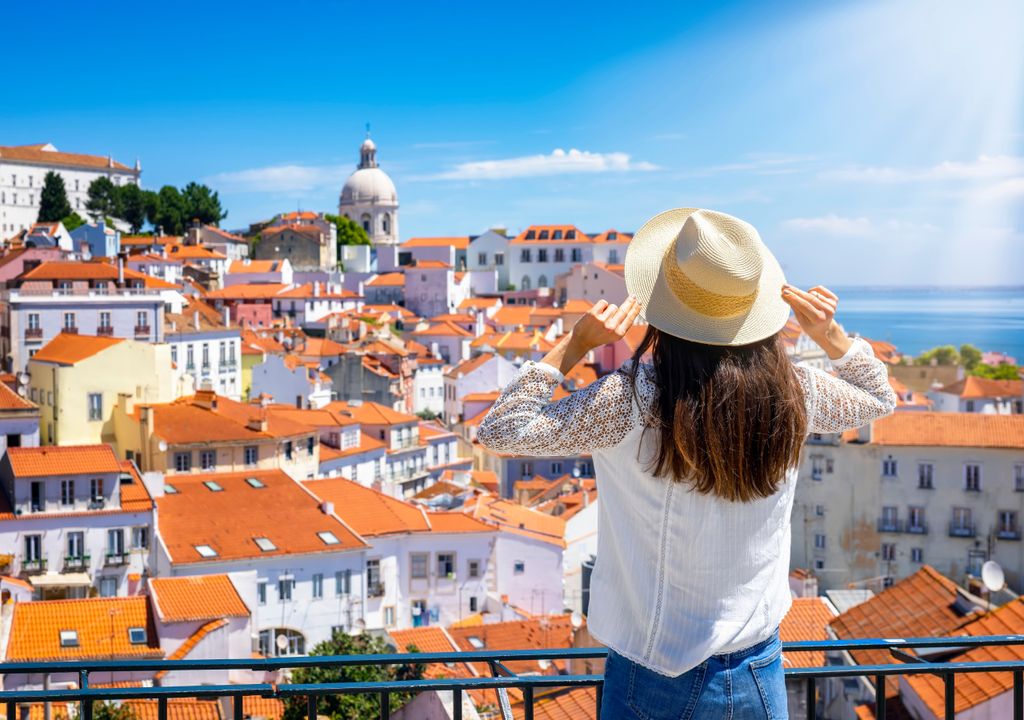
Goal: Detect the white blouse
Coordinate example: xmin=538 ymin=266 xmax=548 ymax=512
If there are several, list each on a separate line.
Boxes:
xmin=477 ymin=337 xmax=897 ymax=676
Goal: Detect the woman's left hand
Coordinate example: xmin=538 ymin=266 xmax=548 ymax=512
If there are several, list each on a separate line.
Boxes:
xmin=568 ymin=297 xmax=643 ymax=355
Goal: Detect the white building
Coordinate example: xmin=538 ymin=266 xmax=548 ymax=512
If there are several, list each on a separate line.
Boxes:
xmin=413 ymin=359 xmax=446 ymax=417
xmin=338 ymin=134 xmax=399 ymax=246
xmin=443 ymin=353 xmax=520 ymax=424
xmin=0 ymin=445 xmax=153 ymax=599
xmin=508 ymin=226 xmax=631 ymax=291
xmin=927 ymin=376 xmax=1023 ymax=414
xmin=165 ymin=299 xmax=242 ymax=400
xmin=0 ymin=143 xmax=140 ymax=236
xmin=467 ymin=229 xmax=511 ymax=290
xmin=251 ymin=353 xmax=333 ymax=409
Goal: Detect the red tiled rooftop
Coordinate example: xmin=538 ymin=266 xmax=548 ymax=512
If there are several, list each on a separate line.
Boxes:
xmin=6 ymin=444 xmax=121 ymax=478
xmin=150 ymin=575 xmax=250 ymax=622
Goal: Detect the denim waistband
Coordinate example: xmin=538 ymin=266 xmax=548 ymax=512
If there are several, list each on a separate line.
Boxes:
xmin=710 ymin=628 xmax=780 ymax=661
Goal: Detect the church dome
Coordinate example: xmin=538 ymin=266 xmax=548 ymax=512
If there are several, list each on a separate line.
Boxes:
xmin=340 ymin=166 xmax=397 ymax=205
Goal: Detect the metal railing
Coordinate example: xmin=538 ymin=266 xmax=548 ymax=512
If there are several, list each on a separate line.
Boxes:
xmin=2 ymin=636 xmax=1024 ymax=720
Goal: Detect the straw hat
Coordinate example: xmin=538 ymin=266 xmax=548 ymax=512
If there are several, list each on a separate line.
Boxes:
xmin=624 ymin=208 xmax=789 ymax=346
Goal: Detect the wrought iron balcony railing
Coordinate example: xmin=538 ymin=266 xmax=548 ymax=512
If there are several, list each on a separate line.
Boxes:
xmin=2 ymin=636 xmax=1024 ymax=720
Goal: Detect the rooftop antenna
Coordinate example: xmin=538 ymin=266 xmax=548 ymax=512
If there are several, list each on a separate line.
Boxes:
xmin=365 ymin=122 xmax=371 ymax=138
xmin=981 ymin=560 xmax=1006 ymax=612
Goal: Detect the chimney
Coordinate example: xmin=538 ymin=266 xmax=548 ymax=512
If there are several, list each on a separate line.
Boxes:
xmin=193 ymin=311 xmax=201 ymax=330
xmin=320 ymin=500 xmax=335 ymax=515
xmin=117 ymin=252 xmax=126 ymax=286
xmin=223 ymin=307 xmax=231 ymax=327
xmin=313 ymin=281 xmax=321 ymax=297
xmin=170 ymin=320 xmax=176 ymax=332
xmin=247 ymin=409 xmax=268 ymax=432
xmin=156 ymin=225 xmax=163 ymax=238
xmin=193 ymin=385 xmax=217 ymax=410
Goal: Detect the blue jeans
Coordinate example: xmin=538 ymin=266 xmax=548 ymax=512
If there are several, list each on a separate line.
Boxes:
xmin=600 ymin=631 xmax=788 ymax=719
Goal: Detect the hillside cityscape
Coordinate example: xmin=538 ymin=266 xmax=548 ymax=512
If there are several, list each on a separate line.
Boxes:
xmin=0 ymin=134 xmax=1021 ymax=720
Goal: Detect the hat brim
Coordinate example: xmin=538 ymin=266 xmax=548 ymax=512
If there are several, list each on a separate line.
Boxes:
xmin=624 ymin=208 xmax=790 ymax=346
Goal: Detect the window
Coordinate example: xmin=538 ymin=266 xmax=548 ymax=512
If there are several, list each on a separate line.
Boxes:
xmin=307 ymin=436 xmax=315 ymax=455
xmin=554 ymin=248 xmax=564 ymax=262
xmin=952 ymin=507 xmax=973 ymax=535
xmin=27 ymin=313 xmax=40 ymax=330
xmin=257 ymin=581 xmax=267 ymax=605
xmin=909 ymin=547 xmax=923 ymax=563
xmin=966 ymin=400 xmax=975 ymax=412
xmin=171 ymin=345 xmax=177 ymax=364
xmin=815 ymin=504 xmax=825 ymax=517
xmin=384 ymin=606 xmax=395 ymax=626
xmin=538 ymin=249 xmax=548 ymax=262
xmin=245 ymin=476 xmax=265 ymax=488
xmin=437 ymin=553 xmax=454 ymax=578
xmin=254 ymin=537 xmax=277 ymax=552
xmin=186 ymin=344 xmax=194 ymax=369
xmin=814 ymin=534 xmax=826 ymax=549
xmin=285 ymin=441 xmax=294 ymax=460
xmin=410 ymin=553 xmax=428 ymax=579
xmin=570 ymin=248 xmax=582 ymax=262
xmin=174 ymin=452 xmax=192 ymax=472
xmin=999 ymin=510 xmax=1018 ymax=535
xmin=918 ymin=463 xmax=934 ymax=489
xmin=513 ymin=560 xmax=525 ymax=575
xmin=99 ymin=311 xmax=111 ymax=328
xmin=86 ymin=392 xmax=104 ymax=420
xmin=521 ymin=461 xmax=533 ymax=477
xmin=132 ymin=527 xmax=149 ymax=549
xmin=478 ymin=252 xmax=487 ymax=265
xmin=335 ymin=569 xmax=351 ymax=596
xmin=814 ymin=559 xmax=825 ymax=570
xmin=67 ymin=532 xmax=85 ymax=559
xmin=164 ymin=484 xmax=178 ymax=494
xmin=195 ymin=544 xmax=217 ymax=558
xmin=908 ymin=507 xmax=926 ymax=531
xmin=312 ymin=573 xmax=324 ymax=599
xmin=810 ymin=455 xmax=825 ymax=479
xmin=99 ymin=577 xmax=118 ymax=597
xmin=202 ymin=343 xmax=210 ymax=368
xmin=245 ymin=446 xmax=258 ymax=466
xmin=200 ymin=451 xmax=216 ymax=470
xmin=551 ymin=461 xmax=563 ymax=475
xmin=965 ymin=464 xmax=981 ymax=491
xmin=278 ymin=577 xmax=295 ymax=601
xmin=24 ymin=534 xmax=42 ymax=562
xmin=367 ymin=558 xmax=381 ymax=590
xmin=30 ymin=481 xmax=43 ymax=511
xmin=468 ymin=560 xmax=480 ymax=578
xmin=318 ymin=531 xmax=340 ymax=545
xmin=520 ymin=249 xmax=532 ymax=262
xmin=494 ymin=252 xmax=504 ymax=266
xmin=128 ymin=627 xmax=147 ymax=644
xmin=63 ymin=312 xmax=76 ymax=329
xmin=881 ymin=543 xmax=896 ymax=562
xmin=90 ymin=478 xmax=104 ymax=502
xmin=882 ymin=456 xmax=898 ymax=477
xmin=1017 ymin=465 xmax=1024 ymax=492
xmin=60 ymin=630 xmax=79 ymax=648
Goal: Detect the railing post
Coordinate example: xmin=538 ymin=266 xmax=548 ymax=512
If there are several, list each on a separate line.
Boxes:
xmin=875 ymin=675 xmax=886 ymax=719
xmin=78 ymin=669 xmax=91 ymax=720
xmin=379 ymin=691 xmax=390 ymax=720
xmin=233 ymin=695 xmax=243 ymax=720
xmin=452 ymin=688 xmax=462 ymax=720
xmin=806 ymin=677 xmax=816 ymax=720
xmin=523 ymin=686 xmax=534 ymax=720
xmin=596 ymin=681 xmax=603 ymax=720
xmin=306 ymin=694 xmax=316 ymax=720
xmin=1015 ymin=670 xmax=1023 ymax=720
xmin=6 ymin=702 xmax=14 ymax=720
xmin=944 ymin=673 xmax=955 ymax=720
xmin=158 ymin=698 xmax=167 ymax=720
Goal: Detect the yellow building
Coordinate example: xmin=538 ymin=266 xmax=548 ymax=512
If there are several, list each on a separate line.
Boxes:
xmin=28 ymin=333 xmax=174 ymax=446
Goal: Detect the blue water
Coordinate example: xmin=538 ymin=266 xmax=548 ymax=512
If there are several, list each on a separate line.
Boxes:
xmin=830 ymin=287 xmax=1024 ymax=360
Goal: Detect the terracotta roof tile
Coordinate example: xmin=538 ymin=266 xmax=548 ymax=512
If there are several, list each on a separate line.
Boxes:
xmin=863 ymin=412 xmax=1024 ymax=449
xmin=937 ymin=376 xmax=1023 ymax=399
xmin=0 ymin=144 xmax=134 ymax=171
xmin=7 ymin=444 xmax=121 ymax=477
xmin=137 ymin=393 xmax=313 ymax=444
xmin=7 ymin=596 xmax=161 ymax=661
xmin=401 ymin=236 xmax=470 ymax=249
xmin=205 ymin=283 xmax=289 ymax=300
xmin=122 ymin=700 xmax=222 ymax=720
xmin=150 ymin=575 xmax=249 ymax=622
xmin=156 ymin=470 xmax=367 ymax=564
xmin=780 ymin=597 xmax=837 ymax=668
xmin=29 ymin=333 xmax=124 ymax=365
xmin=325 ymin=400 xmax=419 ymax=426
xmin=411 ymin=320 xmax=473 ymax=338
xmin=510 ymin=225 xmax=589 ymax=244
xmin=0 ymin=381 xmax=36 ymax=410
xmin=302 ymin=477 xmax=430 ymax=536
xmin=470 ymin=497 xmax=566 ymax=548
xmin=366 ymin=272 xmax=405 ymax=287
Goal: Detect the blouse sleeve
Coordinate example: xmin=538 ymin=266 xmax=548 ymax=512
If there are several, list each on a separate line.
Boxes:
xmin=796 ymin=338 xmax=898 ymax=434
xmin=476 ymin=360 xmax=643 ymax=457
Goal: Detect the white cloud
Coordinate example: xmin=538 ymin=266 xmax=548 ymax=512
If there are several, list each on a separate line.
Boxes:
xmin=670 ymin=154 xmax=815 ymax=179
xmin=781 ymin=214 xmax=940 ymax=238
xmin=422 ymin=148 xmax=658 ymax=181
xmin=823 ymin=155 xmax=1024 ymax=183
xmin=205 ymin=164 xmax=348 ymax=193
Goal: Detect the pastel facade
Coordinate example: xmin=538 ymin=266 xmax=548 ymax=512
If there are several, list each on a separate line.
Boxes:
xmin=466 ymin=229 xmax=511 ymax=290
xmin=508 ymin=226 xmax=630 ymax=291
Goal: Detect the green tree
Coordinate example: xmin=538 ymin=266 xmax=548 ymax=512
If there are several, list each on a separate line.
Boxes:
xmin=914 ymin=345 xmax=960 ymax=366
xmin=326 ymin=213 xmax=371 ymax=248
xmin=61 ymin=212 xmax=86 ymax=232
xmin=181 ymin=182 xmax=227 ymax=226
xmin=92 ymin=702 xmax=137 ymax=720
xmin=959 ymin=344 xmax=983 ymax=372
xmin=971 ymin=363 xmax=1021 ymax=380
xmin=117 ymin=183 xmax=149 ymax=233
xmin=281 ymin=631 xmax=423 ymax=720
xmin=37 ymin=171 xmax=72 ymax=222
xmin=85 ymin=177 xmax=122 ymax=218
xmin=152 ymin=185 xmax=187 ymax=235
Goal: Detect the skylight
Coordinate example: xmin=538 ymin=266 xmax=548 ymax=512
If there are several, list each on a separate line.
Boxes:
xmin=128 ymin=627 xmax=147 ymax=644
xmin=195 ymin=545 xmax=218 ymax=558
xmin=203 ymin=481 xmax=223 ymax=492
xmin=254 ymin=537 xmax=277 ymax=552
xmin=59 ymin=630 xmax=79 ymax=647
xmin=164 ymin=484 xmax=178 ymax=494
xmin=245 ymin=477 xmax=265 ymax=488
xmin=467 ymin=636 xmax=485 ymax=649
xmin=318 ymin=531 xmax=340 ymax=545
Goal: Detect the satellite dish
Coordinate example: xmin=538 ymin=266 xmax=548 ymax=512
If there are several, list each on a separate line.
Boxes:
xmin=158 ymin=440 xmax=168 ymax=452
xmin=982 ymin=560 xmax=1006 ymax=592
xmin=571 ymin=467 xmax=581 ymax=479
xmin=537 ymin=658 xmax=551 ymax=670
xmin=570 ymin=611 xmax=583 ymax=629
xmin=275 ymin=633 xmax=289 ymax=651
xmin=17 ymin=372 xmax=29 ymax=386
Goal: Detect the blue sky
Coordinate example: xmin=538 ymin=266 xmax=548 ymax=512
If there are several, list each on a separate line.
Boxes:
xmin=3 ymin=0 xmax=1021 ymax=286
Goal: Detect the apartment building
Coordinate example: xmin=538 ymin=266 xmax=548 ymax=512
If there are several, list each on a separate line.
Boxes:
xmin=792 ymin=412 xmax=1024 ymax=593
xmin=508 ymin=225 xmax=630 ymax=291
xmin=0 ymin=445 xmax=153 ymax=598
xmin=928 ymin=376 xmax=1023 ymax=414
xmin=0 ymin=381 xmax=41 ymax=455
xmin=165 ymin=298 xmax=242 ymax=400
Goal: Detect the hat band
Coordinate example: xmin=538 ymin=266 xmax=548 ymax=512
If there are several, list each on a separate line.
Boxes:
xmin=663 ymin=239 xmax=758 ymax=318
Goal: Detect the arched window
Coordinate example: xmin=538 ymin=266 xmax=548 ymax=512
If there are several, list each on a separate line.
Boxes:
xmin=361 ymin=214 xmax=371 ymax=233
xmin=521 ymin=276 xmax=532 ymax=291
xmin=537 ymin=275 xmax=549 ymax=288
xmin=382 ymin=213 xmax=391 ymax=234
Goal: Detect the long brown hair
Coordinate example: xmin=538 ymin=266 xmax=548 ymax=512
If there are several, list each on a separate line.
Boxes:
xmin=626 ymin=326 xmax=807 ymax=502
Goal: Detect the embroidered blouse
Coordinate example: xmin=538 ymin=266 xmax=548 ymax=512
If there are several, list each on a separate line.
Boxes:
xmin=477 ymin=337 xmax=897 ymax=676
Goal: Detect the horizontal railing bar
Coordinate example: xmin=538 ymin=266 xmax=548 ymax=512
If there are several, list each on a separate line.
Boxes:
xmin=4 ymin=636 xmax=1024 ymax=676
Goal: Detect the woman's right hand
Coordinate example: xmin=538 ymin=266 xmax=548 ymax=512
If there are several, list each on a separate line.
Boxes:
xmin=781 ymin=284 xmax=853 ymax=360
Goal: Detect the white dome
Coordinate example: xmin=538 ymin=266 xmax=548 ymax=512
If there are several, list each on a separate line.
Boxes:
xmin=340 ymin=167 xmax=398 ymax=206
xmin=361 ymin=137 xmax=376 ymax=152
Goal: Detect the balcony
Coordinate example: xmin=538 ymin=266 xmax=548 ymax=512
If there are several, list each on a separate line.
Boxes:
xmin=20 ymin=557 xmax=46 ymax=575
xmin=105 ymin=552 xmax=128 ymax=567
xmin=97 ymin=325 xmax=114 ymax=336
xmin=134 ymin=324 xmax=151 ymax=338
xmin=906 ymin=522 xmax=929 ymax=535
xmin=367 ymin=582 xmax=385 ymax=598
xmin=2 ymin=636 xmax=1024 ymax=720
xmin=61 ymin=326 xmax=79 ymax=334
xmin=63 ymin=554 xmax=91 ymax=571
xmin=24 ymin=327 xmax=43 ymax=340
xmin=950 ymin=521 xmax=977 ymax=538
xmin=998 ymin=528 xmax=1022 ymax=541
xmin=877 ymin=518 xmax=904 ymax=533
